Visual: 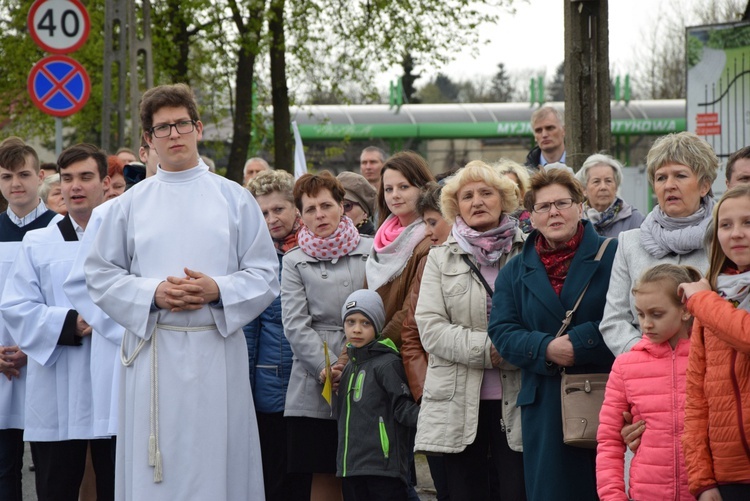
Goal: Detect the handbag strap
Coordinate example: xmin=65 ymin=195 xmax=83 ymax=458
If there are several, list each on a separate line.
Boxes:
xmin=554 ymin=237 xmax=613 ymax=338
xmin=461 ymin=254 xmax=494 ymax=297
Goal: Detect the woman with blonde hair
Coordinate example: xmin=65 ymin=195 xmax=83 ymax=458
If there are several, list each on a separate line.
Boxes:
xmin=245 ymin=169 xmax=305 ymax=500
xmin=416 ymin=160 xmax=526 ymax=500
xmin=495 ymin=159 xmax=532 ymax=233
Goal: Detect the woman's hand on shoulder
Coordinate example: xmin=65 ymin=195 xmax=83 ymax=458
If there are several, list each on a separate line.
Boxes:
xmin=678 ymin=278 xmax=711 ymax=302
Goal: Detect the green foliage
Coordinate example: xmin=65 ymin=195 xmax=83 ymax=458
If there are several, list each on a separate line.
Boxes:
xmin=547 ymin=62 xmax=564 ymax=102
xmin=687 ymin=35 xmax=704 ymax=68
xmin=707 ymin=24 xmax=750 ymax=50
xmin=288 ymin=0 xmax=514 ymax=105
xmin=490 ymin=63 xmax=514 ymax=102
xmin=1 ymin=0 xmax=516 ymax=160
xmin=401 ymin=53 xmax=421 ymax=104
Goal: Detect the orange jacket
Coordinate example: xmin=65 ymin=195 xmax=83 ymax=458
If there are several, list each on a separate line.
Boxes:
xmin=683 ymin=290 xmax=750 ymax=496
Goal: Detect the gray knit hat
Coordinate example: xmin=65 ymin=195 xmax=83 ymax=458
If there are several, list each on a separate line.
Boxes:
xmin=341 ymin=289 xmax=385 ymax=334
xmin=337 ymin=171 xmax=377 ymax=218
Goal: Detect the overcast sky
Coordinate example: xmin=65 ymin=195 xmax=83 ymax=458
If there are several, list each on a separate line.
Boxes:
xmin=381 ymin=0 xmax=729 ymax=90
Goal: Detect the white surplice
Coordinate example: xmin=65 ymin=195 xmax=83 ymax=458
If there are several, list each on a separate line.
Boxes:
xmin=64 ymin=199 xmax=122 ymax=437
xmin=0 ymin=241 xmax=25 ymax=430
xmin=0 ymin=221 xmax=97 ymax=441
xmin=0 ymin=212 xmax=63 ymax=431
xmin=84 ymin=162 xmax=279 ymax=501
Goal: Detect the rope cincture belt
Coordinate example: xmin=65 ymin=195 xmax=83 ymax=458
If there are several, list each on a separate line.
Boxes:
xmin=121 ymin=323 xmax=218 ymax=483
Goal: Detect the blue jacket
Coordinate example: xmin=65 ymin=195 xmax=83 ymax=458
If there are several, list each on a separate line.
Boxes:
xmin=488 ymin=221 xmax=617 ymax=501
xmin=244 ymin=252 xmax=294 ymax=414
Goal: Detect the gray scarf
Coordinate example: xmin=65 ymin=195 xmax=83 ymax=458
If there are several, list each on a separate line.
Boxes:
xmin=717 ymin=271 xmax=750 ymax=312
xmin=640 ymin=196 xmax=715 ymax=258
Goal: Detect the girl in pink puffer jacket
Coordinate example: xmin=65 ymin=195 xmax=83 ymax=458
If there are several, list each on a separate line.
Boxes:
xmin=596 ymin=264 xmax=700 ymax=501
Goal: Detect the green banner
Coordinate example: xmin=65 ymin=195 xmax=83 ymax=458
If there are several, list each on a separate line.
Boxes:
xmin=296 ymin=118 xmax=686 ymax=141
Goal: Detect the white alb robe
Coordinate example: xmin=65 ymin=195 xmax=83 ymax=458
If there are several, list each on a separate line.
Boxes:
xmin=0 ymin=242 xmax=26 ymax=430
xmin=84 ymin=162 xmax=279 ymax=501
xmin=0 ymin=221 xmax=97 ymax=441
xmin=0 ymin=214 xmax=62 ymax=430
xmin=64 ymin=199 xmax=122 ymax=437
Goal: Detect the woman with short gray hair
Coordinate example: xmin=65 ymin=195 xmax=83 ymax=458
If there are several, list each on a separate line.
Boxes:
xmin=575 ymin=154 xmax=644 ymax=237
xmin=601 ymin=132 xmax=718 ymax=357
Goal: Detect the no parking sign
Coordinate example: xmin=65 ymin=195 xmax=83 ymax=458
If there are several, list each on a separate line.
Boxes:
xmin=27 ymin=0 xmax=91 ymax=119
xmin=28 ymin=55 xmax=90 ymax=117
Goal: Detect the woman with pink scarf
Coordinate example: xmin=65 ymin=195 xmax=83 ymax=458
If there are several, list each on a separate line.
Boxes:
xmin=365 ymin=151 xmax=436 ymax=346
xmin=280 ymin=171 xmax=372 ymax=500
xmin=414 ymin=160 xmax=527 ymax=500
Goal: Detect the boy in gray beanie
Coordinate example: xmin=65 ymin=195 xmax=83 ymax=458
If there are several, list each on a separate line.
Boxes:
xmin=334 ymin=289 xmax=418 ymax=500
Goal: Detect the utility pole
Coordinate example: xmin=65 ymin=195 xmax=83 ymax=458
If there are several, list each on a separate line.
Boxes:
xmin=102 ymin=0 xmax=153 ymax=152
xmin=563 ymin=0 xmax=611 ymax=170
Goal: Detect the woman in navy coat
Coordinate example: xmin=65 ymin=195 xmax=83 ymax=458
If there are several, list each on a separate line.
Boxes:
xmin=488 ymin=168 xmax=617 ymax=501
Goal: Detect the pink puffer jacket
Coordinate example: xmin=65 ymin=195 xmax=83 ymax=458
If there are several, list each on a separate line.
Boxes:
xmin=596 ymin=336 xmax=694 ymax=501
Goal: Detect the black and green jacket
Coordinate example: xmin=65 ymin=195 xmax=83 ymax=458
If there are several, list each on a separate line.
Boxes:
xmin=335 ymin=337 xmax=419 ymax=483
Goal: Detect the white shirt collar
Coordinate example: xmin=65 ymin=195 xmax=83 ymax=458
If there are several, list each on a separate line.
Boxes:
xmin=68 ymin=214 xmax=86 ymax=240
xmin=7 ymin=199 xmax=48 ymax=227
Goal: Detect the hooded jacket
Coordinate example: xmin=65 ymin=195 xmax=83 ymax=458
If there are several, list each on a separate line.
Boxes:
xmin=596 ymin=337 xmax=692 ymax=501
xmin=335 ymin=338 xmax=418 ymax=483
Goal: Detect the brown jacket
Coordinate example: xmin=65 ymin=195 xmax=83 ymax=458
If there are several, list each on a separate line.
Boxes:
xmin=683 ymin=290 xmax=750 ymax=497
xmin=375 ymin=237 xmax=432 ymax=348
xmin=401 ymin=255 xmax=428 ymax=401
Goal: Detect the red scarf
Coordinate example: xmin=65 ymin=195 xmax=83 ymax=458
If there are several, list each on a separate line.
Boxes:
xmin=535 ymin=223 xmax=584 ymax=295
xmin=274 ymin=223 xmax=300 ymax=254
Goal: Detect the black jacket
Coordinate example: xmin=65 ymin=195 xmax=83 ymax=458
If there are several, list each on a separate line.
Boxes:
xmin=335 ymin=338 xmax=418 ymax=482
xmin=525 ymin=146 xmax=543 ymax=170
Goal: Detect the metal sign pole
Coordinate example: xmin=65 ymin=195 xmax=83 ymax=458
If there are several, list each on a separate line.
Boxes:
xmin=55 ymin=117 xmax=62 ymax=156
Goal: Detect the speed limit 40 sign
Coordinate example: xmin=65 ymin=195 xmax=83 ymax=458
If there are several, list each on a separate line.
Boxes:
xmin=28 ymin=0 xmax=90 ymax=54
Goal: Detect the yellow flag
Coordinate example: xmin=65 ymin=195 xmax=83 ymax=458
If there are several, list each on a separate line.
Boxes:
xmin=321 ymin=341 xmax=333 ymax=406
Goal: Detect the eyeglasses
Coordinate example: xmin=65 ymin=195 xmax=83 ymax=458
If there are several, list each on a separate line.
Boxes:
xmin=343 ymin=201 xmax=361 ymax=212
xmin=532 ymin=198 xmax=574 ymax=213
xmin=149 ymin=120 xmax=196 ymax=138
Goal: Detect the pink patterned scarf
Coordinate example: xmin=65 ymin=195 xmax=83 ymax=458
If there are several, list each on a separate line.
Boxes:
xmin=452 ymin=215 xmax=519 ymax=266
xmin=297 ymin=216 xmax=361 ymax=261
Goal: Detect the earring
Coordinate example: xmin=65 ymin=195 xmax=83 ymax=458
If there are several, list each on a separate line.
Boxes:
xmin=682 ymin=315 xmax=690 ymax=321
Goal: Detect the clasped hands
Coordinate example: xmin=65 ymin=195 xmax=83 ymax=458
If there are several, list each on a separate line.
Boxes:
xmin=154 ymin=267 xmax=220 ymax=312
xmin=0 ymin=345 xmax=27 ymax=380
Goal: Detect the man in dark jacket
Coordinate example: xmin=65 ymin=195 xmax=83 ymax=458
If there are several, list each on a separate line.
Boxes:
xmin=525 ymin=105 xmax=566 ymax=172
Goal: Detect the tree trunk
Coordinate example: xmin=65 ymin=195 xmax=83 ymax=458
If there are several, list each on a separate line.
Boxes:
xmin=269 ymin=0 xmax=292 ymax=174
xmin=225 ymin=0 xmax=265 ymax=184
xmin=226 ymin=47 xmax=257 ymax=184
xmin=164 ymin=0 xmax=191 ymax=84
xmin=564 ymin=0 xmax=610 ymax=170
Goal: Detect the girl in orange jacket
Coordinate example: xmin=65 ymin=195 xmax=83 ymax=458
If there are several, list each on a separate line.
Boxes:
xmin=679 ymin=185 xmax=750 ymax=501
